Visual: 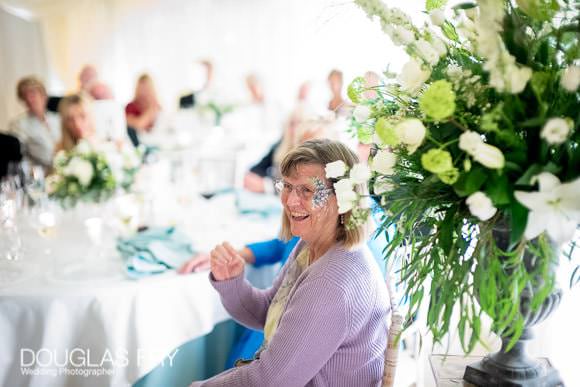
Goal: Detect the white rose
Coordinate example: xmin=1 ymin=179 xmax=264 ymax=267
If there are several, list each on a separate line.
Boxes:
xmin=466 ymin=191 xmax=497 ymax=221
xmin=459 ymin=131 xmax=483 ymax=155
xmin=75 ymin=140 xmax=92 ymax=155
xmin=541 ymin=117 xmax=572 ymax=145
xmin=507 ymin=65 xmax=532 ymax=94
xmin=69 ymin=158 xmax=94 ymax=186
xmin=349 ymin=163 xmax=371 ymax=184
xmin=373 ymin=176 xmax=395 ymax=194
xmin=396 ymin=118 xmax=426 ymax=154
xmin=398 ymin=59 xmax=431 ymax=95
xmin=325 ymin=160 xmax=347 ymax=179
xmin=371 ymin=149 xmax=397 ymax=175
xmin=473 ymin=143 xmax=505 ymax=169
xmin=333 ymin=178 xmax=354 ymax=194
xmin=415 ymin=39 xmax=440 ymax=66
xmin=560 ymin=65 xmax=580 ymax=92
xmin=429 ymin=8 xmax=446 ymax=26
xmin=337 ymin=199 xmax=355 ymax=214
xmin=352 ymin=105 xmax=371 ymax=123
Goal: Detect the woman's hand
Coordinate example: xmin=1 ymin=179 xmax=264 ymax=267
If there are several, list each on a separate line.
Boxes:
xmin=210 ymin=242 xmax=245 ymax=281
xmin=178 ymin=252 xmax=211 ymax=274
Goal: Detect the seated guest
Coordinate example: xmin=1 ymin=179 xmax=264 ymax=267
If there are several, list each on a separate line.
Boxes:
xmin=327 ymin=69 xmax=350 ymax=116
xmin=244 ymin=114 xmax=332 ymax=193
xmin=125 ymin=74 xmax=161 ymax=145
xmin=0 ymin=134 xmax=22 ymax=179
xmin=6 ymin=76 xmax=61 ymax=168
xmin=190 ymin=139 xmax=390 ymax=386
xmin=179 ymin=60 xmax=214 ymax=109
xmin=88 ymin=82 xmax=128 ymax=143
xmin=47 ymin=64 xmax=100 ymax=113
xmin=56 ymin=95 xmax=96 ymax=152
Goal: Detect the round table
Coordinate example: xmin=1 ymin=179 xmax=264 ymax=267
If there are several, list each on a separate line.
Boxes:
xmin=0 ymin=190 xmax=281 ymax=387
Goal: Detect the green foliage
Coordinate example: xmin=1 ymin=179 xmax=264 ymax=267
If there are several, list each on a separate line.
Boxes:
xmin=351 ymin=0 xmax=580 ymax=353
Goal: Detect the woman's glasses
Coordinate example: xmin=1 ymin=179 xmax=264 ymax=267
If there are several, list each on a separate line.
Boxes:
xmin=274 ymin=179 xmax=334 ymax=201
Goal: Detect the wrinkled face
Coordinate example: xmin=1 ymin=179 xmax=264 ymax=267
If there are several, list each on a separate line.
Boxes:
xmin=281 ymin=163 xmax=338 ymax=243
xmin=64 ymin=104 xmax=91 ymax=140
xmin=23 ymin=87 xmax=47 ymax=115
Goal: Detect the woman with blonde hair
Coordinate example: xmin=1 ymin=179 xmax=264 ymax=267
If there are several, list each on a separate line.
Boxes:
xmin=56 ymin=95 xmax=96 ymax=152
xmin=191 ymin=139 xmax=389 ymax=386
xmin=125 ymin=74 xmax=161 ymax=133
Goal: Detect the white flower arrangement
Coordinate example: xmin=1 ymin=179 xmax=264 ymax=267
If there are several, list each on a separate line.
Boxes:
xmin=49 ymin=140 xmax=141 ymax=207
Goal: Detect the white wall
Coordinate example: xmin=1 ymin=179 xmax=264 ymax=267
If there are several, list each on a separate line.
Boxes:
xmin=0 ymin=4 xmax=50 ymax=130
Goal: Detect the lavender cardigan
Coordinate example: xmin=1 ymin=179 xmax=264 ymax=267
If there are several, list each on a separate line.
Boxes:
xmin=193 ymin=240 xmax=390 ymax=386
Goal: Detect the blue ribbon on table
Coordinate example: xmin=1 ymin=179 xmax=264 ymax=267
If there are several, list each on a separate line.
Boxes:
xmin=117 ymin=227 xmax=194 ymax=279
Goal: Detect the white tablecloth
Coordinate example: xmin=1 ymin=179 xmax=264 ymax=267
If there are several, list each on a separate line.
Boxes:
xmin=0 ymin=190 xmax=281 ymax=387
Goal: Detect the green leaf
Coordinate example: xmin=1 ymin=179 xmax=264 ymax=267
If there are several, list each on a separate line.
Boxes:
xmin=441 ymin=21 xmax=459 ymax=42
xmin=509 ymin=201 xmax=529 ymax=247
xmin=356 ymin=125 xmax=374 ymax=144
xmin=452 ymin=2 xmax=477 ymax=10
xmin=439 ymin=207 xmax=456 ymax=255
xmin=426 ymin=0 xmax=447 ymax=11
xmin=486 ymin=173 xmax=511 ymax=205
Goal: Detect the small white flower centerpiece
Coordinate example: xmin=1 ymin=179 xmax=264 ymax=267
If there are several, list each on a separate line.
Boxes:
xmin=333 ymin=0 xmax=579 ymax=384
xmin=48 ymin=140 xmax=141 ymax=207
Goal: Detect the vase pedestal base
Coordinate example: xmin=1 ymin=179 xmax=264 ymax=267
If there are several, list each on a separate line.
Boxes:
xmin=463 ymin=357 xmax=563 ymax=387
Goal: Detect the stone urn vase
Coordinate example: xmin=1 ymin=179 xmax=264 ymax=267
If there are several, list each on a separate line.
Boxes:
xmin=463 ymin=224 xmax=564 ymax=386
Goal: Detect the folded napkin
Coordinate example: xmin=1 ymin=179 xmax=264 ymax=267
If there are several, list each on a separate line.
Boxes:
xmin=117 ymin=227 xmax=194 ymax=279
xmin=235 ymin=190 xmax=281 ymax=217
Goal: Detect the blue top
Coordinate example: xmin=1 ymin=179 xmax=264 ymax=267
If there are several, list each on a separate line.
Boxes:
xmin=247 ymin=237 xmax=300 ymax=267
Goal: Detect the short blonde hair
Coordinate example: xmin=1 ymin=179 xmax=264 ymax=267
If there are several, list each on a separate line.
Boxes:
xmin=16 ymin=76 xmax=47 ymax=101
xmin=279 ymin=139 xmax=369 ymax=249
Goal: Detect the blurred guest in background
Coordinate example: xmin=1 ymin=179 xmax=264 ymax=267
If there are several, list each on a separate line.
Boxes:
xmin=179 ymin=60 xmax=214 ymax=109
xmin=78 ymin=64 xmax=99 ymax=96
xmin=327 ymin=69 xmax=349 ymax=116
xmin=125 ymin=74 xmax=161 ymax=145
xmin=56 ymin=95 xmax=96 ymax=152
xmin=89 ymin=82 xmax=128 ymax=144
xmin=5 ymin=76 xmax=61 ymax=169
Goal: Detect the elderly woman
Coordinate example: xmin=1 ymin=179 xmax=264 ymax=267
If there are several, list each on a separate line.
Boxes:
xmin=6 ymin=76 xmax=61 ymax=168
xmin=56 ymin=95 xmax=96 ymax=152
xmin=192 ymin=139 xmax=389 ymax=386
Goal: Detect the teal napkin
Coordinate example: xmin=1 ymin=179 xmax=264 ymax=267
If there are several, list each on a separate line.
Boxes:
xmin=235 ymin=190 xmax=281 ymax=217
xmin=117 ymin=227 xmax=194 ymax=279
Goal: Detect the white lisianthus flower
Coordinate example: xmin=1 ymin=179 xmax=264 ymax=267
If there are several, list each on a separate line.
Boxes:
xmin=338 ymin=198 xmax=355 ymax=214
xmin=352 ymin=105 xmax=371 ymax=123
xmin=415 ymin=39 xmax=440 ymax=66
xmin=541 ymin=117 xmax=573 ymax=145
xmin=398 ymin=59 xmax=431 ymax=95
xmin=371 ymin=149 xmax=397 ymax=175
xmin=325 ymin=160 xmax=347 ymax=179
xmin=429 ymin=8 xmax=446 ymax=26
xmin=75 ymin=140 xmax=92 ymax=155
xmin=396 ymin=118 xmax=426 ymax=154
xmin=459 ymin=131 xmax=483 ymax=155
xmin=560 ymin=65 xmax=580 ymax=92
xmin=334 ymin=179 xmax=357 ymax=214
xmin=473 ymin=143 xmax=505 ymax=169
xmin=515 ymin=173 xmax=580 ymax=245
xmin=466 ymin=191 xmax=497 ymax=221
xmin=507 ymin=65 xmax=532 ymax=94
xmin=349 ymin=163 xmax=371 ymax=184
xmin=67 ymin=158 xmax=94 ymax=187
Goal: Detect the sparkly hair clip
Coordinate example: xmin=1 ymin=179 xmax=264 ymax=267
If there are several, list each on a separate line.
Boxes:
xmin=311 ymin=177 xmax=333 ymax=208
